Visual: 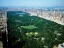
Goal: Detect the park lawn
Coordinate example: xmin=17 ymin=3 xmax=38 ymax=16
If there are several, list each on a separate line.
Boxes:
xmin=21 ymin=25 xmax=38 ymax=29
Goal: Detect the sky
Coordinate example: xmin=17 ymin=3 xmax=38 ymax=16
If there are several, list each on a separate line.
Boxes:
xmin=0 ymin=0 xmax=64 ymax=7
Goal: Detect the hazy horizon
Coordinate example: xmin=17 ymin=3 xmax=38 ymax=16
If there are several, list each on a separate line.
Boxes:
xmin=0 ymin=0 xmax=64 ymax=7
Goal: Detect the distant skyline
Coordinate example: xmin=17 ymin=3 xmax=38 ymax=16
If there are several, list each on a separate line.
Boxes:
xmin=0 ymin=0 xmax=64 ymax=7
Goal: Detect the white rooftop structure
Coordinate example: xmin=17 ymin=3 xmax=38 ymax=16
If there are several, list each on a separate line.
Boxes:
xmin=58 ymin=43 xmax=64 ymax=48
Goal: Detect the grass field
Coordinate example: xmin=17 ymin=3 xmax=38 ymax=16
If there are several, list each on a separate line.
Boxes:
xmin=21 ymin=25 xmax=38 ymax=29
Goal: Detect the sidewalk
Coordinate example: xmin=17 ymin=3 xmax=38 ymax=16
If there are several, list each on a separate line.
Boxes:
xmin=0 ymin=41 xmax=3 ymax=48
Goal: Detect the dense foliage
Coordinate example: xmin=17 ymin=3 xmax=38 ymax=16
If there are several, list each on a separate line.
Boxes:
xmin=7 ymin=11 xmax=64 ymax=48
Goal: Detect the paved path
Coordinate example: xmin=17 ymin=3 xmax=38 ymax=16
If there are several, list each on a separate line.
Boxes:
xmin=0 ymin=41 xmax=3 ymax=48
